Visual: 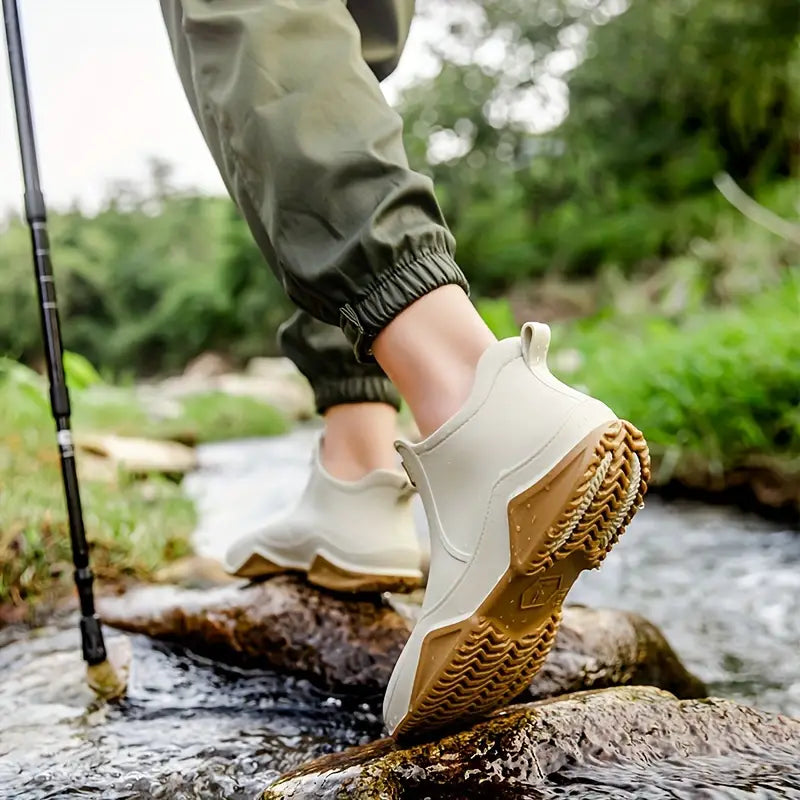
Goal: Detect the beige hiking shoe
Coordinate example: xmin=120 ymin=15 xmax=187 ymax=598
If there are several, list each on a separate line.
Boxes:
xmin=224 ymin=439 xmax=424 ymax=593
xmin=383 ymin=323 xmax=650 ymax=737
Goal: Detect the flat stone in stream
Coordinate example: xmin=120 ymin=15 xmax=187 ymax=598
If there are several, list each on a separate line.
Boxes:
xmin=262 ymin=686 xmax=800 ymax=799
xmin=100 ymin=577 xmax=705 ymax=698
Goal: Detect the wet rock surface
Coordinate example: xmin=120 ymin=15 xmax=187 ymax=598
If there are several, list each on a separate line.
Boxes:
xmin=262 ymin=686 xmax=800 ymax=799
xmin=525 ymin=605 xmax=707 ymax=701
xmin=76 ymin=433 xmax=198 ymax=477
xmin=100 ymin=578 xmax=410 ymax=692
xmin=100 ymin=578 xmax=706 ymax=699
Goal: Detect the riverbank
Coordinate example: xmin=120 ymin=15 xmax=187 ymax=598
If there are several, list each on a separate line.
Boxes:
xmin=0 ymin=357 xmax=292 ymax=623
xmin=482 ymin=274 xmax=800 ymax=520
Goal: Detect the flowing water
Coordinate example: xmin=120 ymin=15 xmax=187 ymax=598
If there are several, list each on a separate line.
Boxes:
xmin=2 ymin=428 xmax=799 ymax=799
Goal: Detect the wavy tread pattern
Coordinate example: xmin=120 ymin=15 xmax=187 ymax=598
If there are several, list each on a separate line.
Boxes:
xmin=234 ymin=552 xmax=421 ymax=594
xmin=395 ymin=419 xmax=650 ymax=738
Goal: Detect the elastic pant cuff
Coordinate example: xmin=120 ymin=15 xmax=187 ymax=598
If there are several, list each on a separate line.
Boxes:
xmin=312 ymin=376 xmax=402 ymax=414
xmin=339 ymin=248 xmax=469 ymax=361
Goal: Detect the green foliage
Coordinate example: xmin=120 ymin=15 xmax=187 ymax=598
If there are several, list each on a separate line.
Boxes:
xmin=0 ymin=162 xmax=293 ymax=376
xmin=63 ymin=350 xmax=103 ymax=390
xmin=173 ymin=392 xmax=289 ymax=443
xmin=71 ymin=389 xmax=289 ymax=444
xmin=400 ymin=0 xmax=800 ymax=286
xmin=0 ymin=357 xmax=287 ymax=613
xmin=0 ymin=0 xmax=796 ymax=393
xmin=476 ymin=296 xmax=519 ymax=339
xmin=553 ymin=276 xmax=800 ymax=468
xmin=0 ymin=362 xmax=195 ymax=611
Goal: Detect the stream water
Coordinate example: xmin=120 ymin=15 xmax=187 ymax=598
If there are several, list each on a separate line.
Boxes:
xmin=2 ymin=428 xmax=799 ymax=799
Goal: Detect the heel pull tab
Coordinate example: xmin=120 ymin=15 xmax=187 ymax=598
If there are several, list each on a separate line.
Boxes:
xmin=521 ymin=322 xmax=551 ymax=369
xmin=394 ymin=440 xmax=418 ymax=488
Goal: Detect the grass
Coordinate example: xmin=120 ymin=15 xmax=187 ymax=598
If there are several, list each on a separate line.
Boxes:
xmin=0 ymin=358 xmax=289 ymax=618
xmin=478 ymin=255 xmax=800 ymax=506
xmin=551 ymin=276 xmax=800 ymax=474
xmin=73 ymin=387 xmax=290 ymax=444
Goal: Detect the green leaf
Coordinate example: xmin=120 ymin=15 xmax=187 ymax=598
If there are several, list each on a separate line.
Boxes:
xmin=63 ymin=350 xmax=103 ymax=391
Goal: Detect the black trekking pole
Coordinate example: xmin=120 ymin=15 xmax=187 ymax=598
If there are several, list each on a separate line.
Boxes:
xmin=3 ymin=0 xmax=127 ymax=698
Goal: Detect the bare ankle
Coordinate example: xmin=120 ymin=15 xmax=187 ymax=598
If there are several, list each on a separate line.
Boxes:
xmin=372 ymin=286 xmax=496 ymax=437
xmin=321 ymin=403 xmax=400 ymax=480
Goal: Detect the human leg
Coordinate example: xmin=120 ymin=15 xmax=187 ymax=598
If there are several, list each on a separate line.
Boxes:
xmin=223 ymin=312 xmax=423 ymax=591
xmin=161 ymin=0 xmax=429 ymax=590
xmin=160 ymin=0 xmax=649 ymax=737
xmin=270 ymin=0 xmax=417 ymax=479
xmin=159 ymin=0 xmax=465 ymax=355
xmin=278 ymin=311 xmax=400 ymax=478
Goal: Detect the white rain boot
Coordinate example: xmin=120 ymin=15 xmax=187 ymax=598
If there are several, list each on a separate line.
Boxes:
xmin=384 ymin=323 xmax=649 ymax=736
xmin=225 ymin=440 xmax=424 ymax=593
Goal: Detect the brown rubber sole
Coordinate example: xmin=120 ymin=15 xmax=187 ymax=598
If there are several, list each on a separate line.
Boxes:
xmin=394 ymin=418 xmax=650 ymax=738
xmin=232 ymin=552 xmax=422 ymax=594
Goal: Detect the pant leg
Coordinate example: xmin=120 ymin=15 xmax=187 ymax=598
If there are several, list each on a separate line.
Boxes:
xmin=279 ymin=0 xmax=406 ymax=414
xmin=159 ymin=0 xmax=468 ymax=362
xmin=350 ymin=0 xmax=415 ymax=81
xmin=279 ymin=311 xmax=401 ymax=413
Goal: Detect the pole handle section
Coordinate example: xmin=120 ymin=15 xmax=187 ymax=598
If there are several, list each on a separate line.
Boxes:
xmin=3 ymin=0 xmax=45 ymax=221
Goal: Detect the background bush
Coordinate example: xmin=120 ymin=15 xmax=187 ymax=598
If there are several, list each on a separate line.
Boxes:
xmin=0 ymin=0 xmax=797 ymax=378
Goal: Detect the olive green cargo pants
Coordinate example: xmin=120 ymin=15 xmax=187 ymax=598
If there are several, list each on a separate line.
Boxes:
xmin=160 ymin=0 xmax=469 ymax=412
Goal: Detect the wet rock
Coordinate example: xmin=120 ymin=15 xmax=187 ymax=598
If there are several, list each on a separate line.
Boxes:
xmin=183 ymin=351 xmax=235 ymax=379
xmin=525 ymin=605 xmax=707 ymax=701
xmin=152 ymin=554 xmax=239 ymax=589
xmin=152 ymin=356 xmax=316 ymax=422
xmin=100 ymin=577 xmax=409 ymax=691
xmin=262 ymin=687 xmax=800 ymax=799
xmin=216 ymin=371 xmax=315 ymax=422
xmin=100 ymin=578 xmax=705 ymax=698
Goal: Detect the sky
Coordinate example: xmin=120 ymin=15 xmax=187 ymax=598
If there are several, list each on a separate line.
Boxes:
xmin=0 ymin=1 xmax=432 ymax=216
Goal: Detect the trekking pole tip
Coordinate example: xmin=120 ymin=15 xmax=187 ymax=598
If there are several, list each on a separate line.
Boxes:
xmin=86 ymin=636 xmax=131 ymax=701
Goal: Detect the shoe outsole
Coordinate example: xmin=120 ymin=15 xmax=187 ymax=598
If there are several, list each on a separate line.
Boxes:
xmin=232 ymin=552 xmax=423 ymax=594
xmin=393 ymin=418 xmax=650 ymax=738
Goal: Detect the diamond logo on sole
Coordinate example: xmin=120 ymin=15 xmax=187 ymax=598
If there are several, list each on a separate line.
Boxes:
xmin=519 ymin=575 xmax=567 ymax=609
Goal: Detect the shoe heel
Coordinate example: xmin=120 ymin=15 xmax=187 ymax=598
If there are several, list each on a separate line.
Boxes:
xmin=307 ymin=556 xmax=422 ymax=594
xmin=508 ymin=419 xmax=650 ymax=575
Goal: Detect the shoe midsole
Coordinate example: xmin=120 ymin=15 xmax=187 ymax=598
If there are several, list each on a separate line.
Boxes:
xmin=231 ymin=544 xmax=423 ymax=579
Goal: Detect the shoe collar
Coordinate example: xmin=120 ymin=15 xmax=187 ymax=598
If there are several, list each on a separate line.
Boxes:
xmin=312 ymin=434 xmax=415 ymax=495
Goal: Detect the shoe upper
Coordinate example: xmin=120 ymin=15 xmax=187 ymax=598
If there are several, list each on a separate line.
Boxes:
xmin=224 ymin=438 xmax=423 ymax=576
xmin=394 ymin=323 xmax=616 ymax=613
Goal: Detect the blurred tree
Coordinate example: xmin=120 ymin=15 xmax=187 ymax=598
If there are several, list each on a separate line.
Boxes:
xmin=0 ymin=161 xmax=291 ymax=375
xmin=218 ymin=203 xmax=295 ymax=362
xmin=401 ymin=0 xmax=800 ymax=284
xmin=0 ymin=0 xmax=796 ymax=375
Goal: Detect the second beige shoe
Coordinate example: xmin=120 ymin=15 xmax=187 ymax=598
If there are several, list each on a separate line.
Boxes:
xmin=224 ymin=439 xmax=424 ymax=593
